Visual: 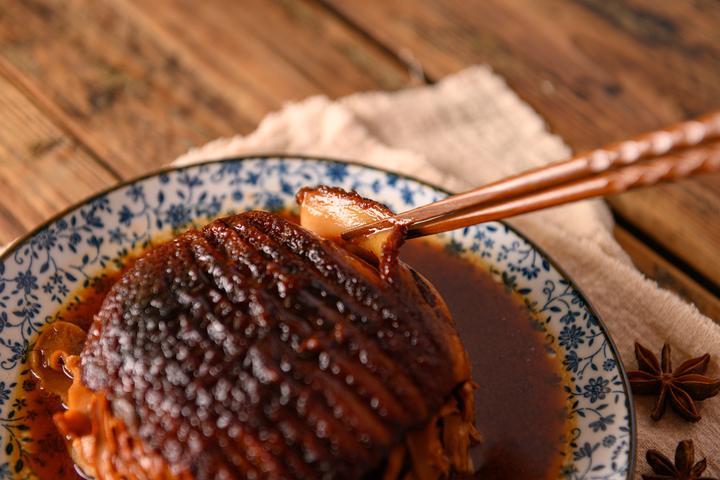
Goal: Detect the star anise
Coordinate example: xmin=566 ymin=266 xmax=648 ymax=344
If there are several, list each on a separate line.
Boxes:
xmin=643 ymin=439 xmax=717 ymax=480
xmin=628 ymin=342 xmax=720 ymax=422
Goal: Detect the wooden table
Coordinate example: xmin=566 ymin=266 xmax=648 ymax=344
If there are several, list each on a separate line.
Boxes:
xmin=0 ymin=0 xmax=718 ymax=320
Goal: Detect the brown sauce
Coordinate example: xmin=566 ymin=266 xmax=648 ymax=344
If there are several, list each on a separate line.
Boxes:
xmin=14 ymin=237 xmax=568 ymax=479
xmin=402 ymin=239 xmax=569 ymax=479
xmin=58 ymin=271 xmax=126 ymax=331
xmin=13 ymin=269 xmax=127 ymax=480
xmin=9 ymin=381 xmax=78 ymax=479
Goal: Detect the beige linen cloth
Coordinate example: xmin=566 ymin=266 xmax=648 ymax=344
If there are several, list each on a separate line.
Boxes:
xmin=175 ymin=66 xmax=720 ymax=474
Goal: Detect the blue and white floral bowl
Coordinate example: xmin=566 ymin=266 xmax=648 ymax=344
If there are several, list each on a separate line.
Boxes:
xmin=0 ymin=156 xmax=635 ymax=479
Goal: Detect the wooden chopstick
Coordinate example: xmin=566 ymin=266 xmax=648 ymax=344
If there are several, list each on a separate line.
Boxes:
xmin=342 ymin=110 xmax=720 ymax=241
xmin=403 ymin=139 xmax=720 ymax=239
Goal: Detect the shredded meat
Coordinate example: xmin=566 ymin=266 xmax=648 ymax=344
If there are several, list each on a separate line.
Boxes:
xmin=55 ymin=356 xmax=187 ymax=480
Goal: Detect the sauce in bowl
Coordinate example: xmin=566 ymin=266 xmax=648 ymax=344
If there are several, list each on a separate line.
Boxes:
xmin=402 ymin=239 xmax=570 ymax=479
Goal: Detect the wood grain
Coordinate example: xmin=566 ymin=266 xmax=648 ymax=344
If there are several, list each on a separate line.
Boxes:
xmin=614 ymin=226 xmax=720 ymax=321
xmin=0 ymin=0 xmax=256 ymax=178
xmin=325 ymin=0 xmax=720 ymax=286
xmin=121 ymin=0 xmax=408 ymax=100
xmin=0 ymin=0 xmax=408 ymax=182
xmin=0 ymin=74 xmax=117 ymax=244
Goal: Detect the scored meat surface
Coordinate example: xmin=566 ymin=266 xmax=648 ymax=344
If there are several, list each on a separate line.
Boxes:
xmin=53 ymin=188 xmax=476 ymax=480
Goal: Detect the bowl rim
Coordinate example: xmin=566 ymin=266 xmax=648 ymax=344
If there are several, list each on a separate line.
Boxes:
xmin=0 ymin=154 xmax=637 ymax=478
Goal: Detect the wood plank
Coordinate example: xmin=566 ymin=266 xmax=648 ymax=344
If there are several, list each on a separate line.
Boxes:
xmin=325 ymin=0 xmax=720 ymax=287
xmin=614 ymin=226 xmax=720 ymax=322
xmin=0 ymin=0 xmax=258 ymax=179
xmin=0 ymin=0 xmax=407 ymax=182
xmin=0 ymin=74 xmax=118 ymax=245
xmin=120 ymin=0 xmax=408 ymax=100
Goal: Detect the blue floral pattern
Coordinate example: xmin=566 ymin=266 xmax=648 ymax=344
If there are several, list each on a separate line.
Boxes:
xmin=0 ymin=157 xmax=634 ymax=479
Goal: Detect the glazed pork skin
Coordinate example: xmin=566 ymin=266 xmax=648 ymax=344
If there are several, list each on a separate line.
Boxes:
xmin=56 ymin=204 xmax=473 ymax=479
